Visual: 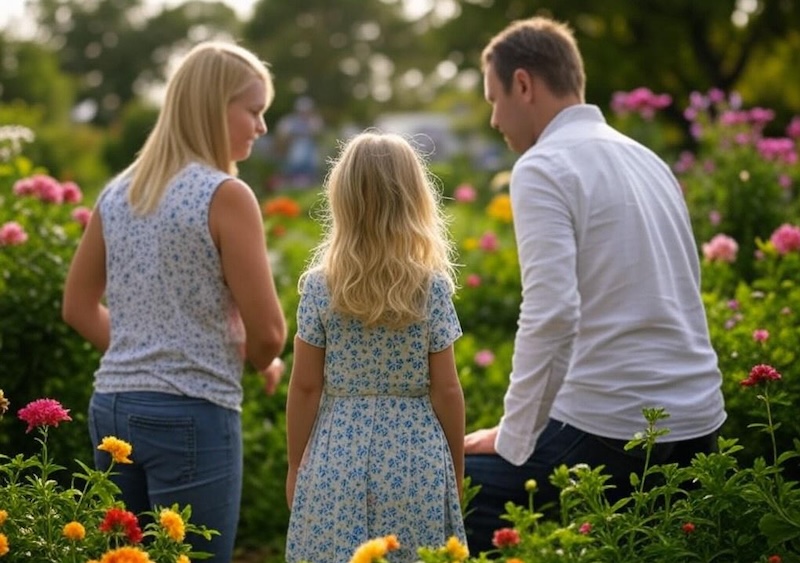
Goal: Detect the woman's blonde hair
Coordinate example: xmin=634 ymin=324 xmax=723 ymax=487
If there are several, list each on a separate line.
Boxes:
xmin=304 ymin=131 xmax=457 ymax=329
xmin=126 ymin=41 xmax=273 ymax=215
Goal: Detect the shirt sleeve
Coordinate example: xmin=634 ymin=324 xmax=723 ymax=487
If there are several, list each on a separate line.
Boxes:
xmin=296 ymin=271 xmax=326 ymax=348
xmin=428 ymin=275 xmax=463 ymax=353
xmin=495 ymin=157 xmax=580 ymax=466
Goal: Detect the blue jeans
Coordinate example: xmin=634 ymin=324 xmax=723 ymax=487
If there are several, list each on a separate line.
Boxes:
xmin=89 ymin=391 xmax=243 ymax=563
xmin=464 ymin=418 xmax=718 ymax=556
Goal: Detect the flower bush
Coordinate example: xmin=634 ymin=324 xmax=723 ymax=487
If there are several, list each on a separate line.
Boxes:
xmin=346 ymin=378 xmax=799 ymax=562
xmin=0 ymin=393 xmax=216 ymax=562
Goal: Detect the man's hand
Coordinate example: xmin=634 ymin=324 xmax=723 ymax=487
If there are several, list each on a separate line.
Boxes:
xmin=464 ymin=426 xmax=499 ymax=454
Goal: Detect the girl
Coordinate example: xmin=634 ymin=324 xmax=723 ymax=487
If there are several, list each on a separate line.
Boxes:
xmin=62 ymin=41 xmax=287 ymax=562
xmin=285 ymin=131 xmax=466 ymax=562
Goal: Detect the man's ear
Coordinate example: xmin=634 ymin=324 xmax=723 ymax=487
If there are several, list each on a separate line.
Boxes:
xmin=512 ymin=68 xmax=535 ymax=102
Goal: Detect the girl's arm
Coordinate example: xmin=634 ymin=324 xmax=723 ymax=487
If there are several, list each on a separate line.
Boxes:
xmin=62 ymin=208 xmax=111 ymax=351
xmin=429 ymin=345 xmax=465 ymax=497
xmin=285 ymin=335 xmax=325 ymax=507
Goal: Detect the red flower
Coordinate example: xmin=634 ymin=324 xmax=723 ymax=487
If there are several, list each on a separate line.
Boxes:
xmin=682 ymin=522 xmax=696 ymax=534
xmin=768 ymin=556 xmax=782 ymax=563
xmin=579 ymin=522 xmax=592 ymax=535
xmin=741 ymin=364 xmax=782 ymax=387
xmin=100 ymin=508 xmax=144 ymax=544
xmin=492 ymin=527 xmax=521 ymax=548
xmin=17 ymin=399 xmax=72 ymax=433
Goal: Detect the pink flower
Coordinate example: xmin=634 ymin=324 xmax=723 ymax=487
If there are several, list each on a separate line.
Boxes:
xmin=0 ymin=221 xmax=28 ymax=246
xmin=708 ymin=210 xmax=721 ymax=226
xmin=752 ymin=329 xmax=769 ymax=343
xmin=465 ymin=274 xmax=481 ymax=288
xmin=474 ymin=349 xmax=495 ymax=367
xmin=72 ymin=206 xmax=92 ymax=228
xmin=479 ymin=232 xmax=499 ymax=252
xmin=741 ymin=364 xmax=782 ymax=387
xmin=61 ymin=181 xmax=83 ymax=204
xmin=453 ymin=183 xmax=477 ymax=203
xmin=492 ymin=527 xmax=520 ymax=548
xmin=17 ymin=398 xmax=72 ymax=433
xmin=579 ymin=522 xmax=592 ymax=535
xmin=770 ymin=224 xmax=800 ymax=255
xmin=702 ymin=234 xmax=738 ymax=263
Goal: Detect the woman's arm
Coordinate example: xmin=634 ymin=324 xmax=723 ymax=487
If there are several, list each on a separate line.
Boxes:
xmin=62 ymin=208 xmax=110 ymax=351
xmin=209 ymin=178 xmax=287 ymax=370
xmin=430 ymin=345 xmax=465 ymax=497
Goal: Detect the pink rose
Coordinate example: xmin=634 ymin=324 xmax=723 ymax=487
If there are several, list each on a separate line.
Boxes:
xmin=701 ymin=234 xmax=738 ymax=263
xmin=453 ymin=183 xmax=477 ymax=203
xmin=72 ymin=206 xmax=92 ymax=228
xmin=770 ymin=223 xmax=800 ymax=255
xmin=61 ymin=181 xmax=83 ymax=204
xmin=0 ymin=221 xmax=28 ymax=246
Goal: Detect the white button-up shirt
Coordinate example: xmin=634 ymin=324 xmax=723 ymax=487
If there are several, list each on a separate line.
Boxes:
xmin=495 ymin=105 xmax=727 ymax=466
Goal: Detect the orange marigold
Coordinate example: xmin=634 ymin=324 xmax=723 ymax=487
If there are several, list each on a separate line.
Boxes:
xmin=487 ymin=193 xmax=513 ymax=223
xmin=99 ymin=546 xmax=152 ymax=563
xmin=63 ymin=521 xmax=86 ymax=541
xmin=0 ymin=509 xmax=7 ymax=526
xmin=176 ymin=555 xmax=191 ymax=563
xmin=0 ymin=532 xmax=9 ymax=556
xmin=159 ymin=509 xmax=186 ymax=542
xmin=262 ymin=196 xmax=301 ymax=218
xmin=97 ymin=436 xmax=133 ymax=464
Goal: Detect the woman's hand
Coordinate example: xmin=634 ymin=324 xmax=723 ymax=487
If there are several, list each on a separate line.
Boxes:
xmin=260 ymin=357 xmax=285 ymax=395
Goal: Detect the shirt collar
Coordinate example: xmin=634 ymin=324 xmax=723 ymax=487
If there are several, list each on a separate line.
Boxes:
xmin=537 ymin=104 xmax=606 ymax=143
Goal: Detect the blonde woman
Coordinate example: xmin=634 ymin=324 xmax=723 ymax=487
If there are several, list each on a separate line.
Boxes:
xmin=62 ymin=41 xmax=286 ymax=562
xmin=284 ymin=131 xmax=466 ymax=562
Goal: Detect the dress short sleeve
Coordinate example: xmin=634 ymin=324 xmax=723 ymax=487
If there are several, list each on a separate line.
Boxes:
xmin=296 ymin=271 xmax=327 ymax=348
xmin=428 ymin=275 xmax=462 ymax=353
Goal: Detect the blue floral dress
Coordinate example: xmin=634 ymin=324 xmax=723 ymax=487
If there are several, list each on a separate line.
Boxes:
xmin=285 ymin=270 xmax=466 ymax=563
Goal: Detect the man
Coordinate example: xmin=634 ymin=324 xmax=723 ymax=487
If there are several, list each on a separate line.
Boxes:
xmin=464 ymin=16 xmax=726 ymax=554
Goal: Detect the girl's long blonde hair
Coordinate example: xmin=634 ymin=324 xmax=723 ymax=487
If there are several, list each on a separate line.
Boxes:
xmin=304 ymin=131 xmax=457 ymax=329
xmin=125 ymin=41 xmax=273 ymax=215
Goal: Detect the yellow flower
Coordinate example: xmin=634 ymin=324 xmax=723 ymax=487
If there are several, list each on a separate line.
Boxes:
xmin=97 ymin=436 xmax=133 ymax=464
xmin=176 ymin=556 xmax=190 ymax=563
xmin=445 ymin=536 xmax=469 ymax=561
xmin=160 ymin=509 xmax=186 ymax=542
xmin=63 ymin=521 xmax=86 ymax=541
xmin=99 ymin=546 xmax=151 ymax=563
xmin=0 ymin=510 xmax=7 ymax=526
xmin=463 ymin=237 xmax=479 ymax=251
xmin=507 ymin=559 xmax=525 ymax=563
xmin=348 ymin=536 xmax=391 ymax=563
xmin=487 ymin=193 xmax=513 ymax=223
xmin=0 ymin=532 xmax=9 ymax=556
xmin=524 ymin=479 xmax=538 ymax=493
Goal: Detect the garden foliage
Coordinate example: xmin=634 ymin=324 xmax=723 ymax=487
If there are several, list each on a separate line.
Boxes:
xmin=1 ymin=88 xmax=800 ymax=560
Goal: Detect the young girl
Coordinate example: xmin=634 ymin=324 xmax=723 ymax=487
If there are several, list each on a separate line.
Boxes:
xmin=62 ymin=41 xmax=287 ymax=562
xmin=285 ymin=131 xmax=466 ymax=562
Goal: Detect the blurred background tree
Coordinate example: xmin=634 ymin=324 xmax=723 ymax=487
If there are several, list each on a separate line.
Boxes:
xmin=1 ymin=0 xmax=798 ymax=189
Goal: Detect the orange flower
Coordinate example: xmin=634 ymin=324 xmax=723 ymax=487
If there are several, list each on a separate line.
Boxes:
xmin=63 ymin=521 xmax=86 ymax=541
xmin=159 ymin=509 xmax=186 ymax=542
xmin=262 ymin=196 xmax=301 ymax=218
xmin=99 ymin=546 xmax=152 ymax=563
xmin=0 ymin=509 xmax=7 ymax=526
xmin=0 ymin=532 xmax=8 ymax=556
xmin=176 ymin=555 xmax=191 ymax=563
xmin=97 ymin=436 xmax=133 ymax=464
xmin=348 ymin=535 xmax=399 ymax=563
